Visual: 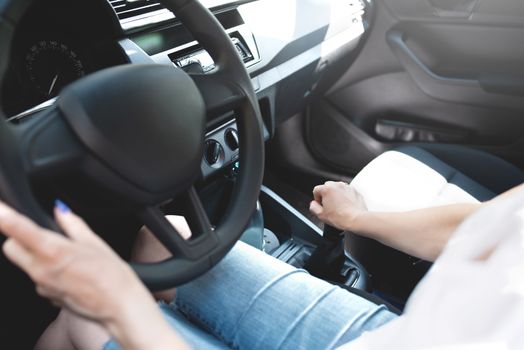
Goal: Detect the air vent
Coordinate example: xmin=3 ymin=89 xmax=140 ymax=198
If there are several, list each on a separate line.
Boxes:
xmin=109 ymin=0 xmax=168 ymax=21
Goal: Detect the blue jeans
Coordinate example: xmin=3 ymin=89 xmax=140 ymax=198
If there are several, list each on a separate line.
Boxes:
xmin=103 ymin=242 xmax=396 ymax=350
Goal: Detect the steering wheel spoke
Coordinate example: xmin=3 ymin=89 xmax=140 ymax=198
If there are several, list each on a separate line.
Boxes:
xmin=139 ymin=186 xmax=217 ymax=261
xmin=139 ymin=206 xmax=191 ymax=257
xmin=180 ymin=186 xmax=214 ymax=237
xmin=13 ymin=107 xmax=85 ymax=179
xmin=191 ymin=71 xmax=247 ymax=117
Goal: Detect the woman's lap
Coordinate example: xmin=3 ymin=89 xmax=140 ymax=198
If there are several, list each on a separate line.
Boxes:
xmin=103 ymin=241 xmax=396 ymax=350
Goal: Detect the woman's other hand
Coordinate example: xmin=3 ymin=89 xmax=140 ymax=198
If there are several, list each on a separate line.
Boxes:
xmin=309 ymin=181 xmax=367 ymax=231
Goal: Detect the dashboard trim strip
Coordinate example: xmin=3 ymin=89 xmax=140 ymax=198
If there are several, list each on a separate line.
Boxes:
xmin=6 ymin=97 xmax=57 ymax=123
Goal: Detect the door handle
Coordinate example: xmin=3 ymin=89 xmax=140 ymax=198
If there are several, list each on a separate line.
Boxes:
xmin=387 ymin=29 xmax=478 ymax=87
xmin=426 ymin=0 xmax=478 ymax=18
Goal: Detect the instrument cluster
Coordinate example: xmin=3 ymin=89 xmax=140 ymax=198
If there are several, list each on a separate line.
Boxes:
xmin=1 ymin=0 xmax=127 ymax=119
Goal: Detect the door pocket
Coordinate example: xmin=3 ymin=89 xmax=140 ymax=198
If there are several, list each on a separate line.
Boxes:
xmin=375 ymin=119 xmax=470 ymax=143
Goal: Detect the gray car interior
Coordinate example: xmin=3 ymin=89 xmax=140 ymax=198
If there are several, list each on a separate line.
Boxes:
xmin=0 ymin=0 xmax=523 ymax=347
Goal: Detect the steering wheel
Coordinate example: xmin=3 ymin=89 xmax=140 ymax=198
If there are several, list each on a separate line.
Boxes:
xmin=0 ymin=0 xmax=265 ymax=290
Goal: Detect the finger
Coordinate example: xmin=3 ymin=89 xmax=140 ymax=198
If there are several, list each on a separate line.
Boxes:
xmin=312 ymin=185 xmax=325 ymax=204
xmin=2 ymin=238 xmax=35 ymax=271
xmin=4 ymin=237 xmax=70 ymax=286
xmin=309 ymin=200 xmax=324 ymax=217
xmin=54 ymin=200 xmax=100 ymax=245
xmin=0 ymin=201 xmax=48 ymax=251
xmin=36 ymin=285 xmax=62 ymax=301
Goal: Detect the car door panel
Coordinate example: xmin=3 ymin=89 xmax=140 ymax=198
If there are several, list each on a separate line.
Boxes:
xmin=307 ymin=0 xmax=524 ymax=174
xmin=387 ymin=27 xmax=524 ymax=108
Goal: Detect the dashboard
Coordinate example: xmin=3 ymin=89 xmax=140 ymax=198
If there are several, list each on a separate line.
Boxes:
xmin=1 ymin=0 xmax=369 ymax=177
xmin=0 ymin=3 xmax=370 ymax=347
xmin=1 ymin=0 xmax=125 ymax=117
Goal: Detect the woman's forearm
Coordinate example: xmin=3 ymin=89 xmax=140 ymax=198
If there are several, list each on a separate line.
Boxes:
xmin=350 ymin=203 xmax=482 ymax=261
xmin=350 ymin=184 xmax=524 ymax=260
xmin=105 ymin=283 xmax=190 ymax=350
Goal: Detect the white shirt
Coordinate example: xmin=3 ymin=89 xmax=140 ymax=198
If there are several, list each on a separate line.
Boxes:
xmin=341 ymin=191 xmax=524 ymax=350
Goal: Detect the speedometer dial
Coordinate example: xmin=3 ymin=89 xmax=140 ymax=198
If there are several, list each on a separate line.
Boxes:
xmin=24 ymin=40 xmax=85 ymax=98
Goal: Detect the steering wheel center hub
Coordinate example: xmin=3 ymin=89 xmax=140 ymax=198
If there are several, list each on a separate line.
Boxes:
xmin=57 ymin=64 xmax=206 ymax=195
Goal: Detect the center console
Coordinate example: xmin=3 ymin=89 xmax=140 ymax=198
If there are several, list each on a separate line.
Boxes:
xmin=166 ymin=26 xmax=261 ymax=73
xmin=112 ymin=0 xmax=371 ymax=289
xmin=120 ymin=20 xmax=268 ymax=179
xmin=192 ymin=169 xmax=368 ymax=291
xmin=259 ymin=186 xmax=368 ymax=290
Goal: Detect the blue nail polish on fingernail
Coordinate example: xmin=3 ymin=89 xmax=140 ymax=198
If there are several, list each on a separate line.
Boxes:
xmin=55 ymin=199 xmax=70 ymax=214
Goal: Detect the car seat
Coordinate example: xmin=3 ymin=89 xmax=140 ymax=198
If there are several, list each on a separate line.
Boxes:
xmin=346 ymin=144 xmax=524 ymax=301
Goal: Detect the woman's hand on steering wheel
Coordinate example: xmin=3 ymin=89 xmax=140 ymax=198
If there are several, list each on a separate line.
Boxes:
xmin=0 ymin=200 xmax=188 ymax=350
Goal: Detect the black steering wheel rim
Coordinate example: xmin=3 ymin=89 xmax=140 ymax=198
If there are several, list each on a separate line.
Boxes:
xmin=0 ymin=0 xmax=265 ymax=290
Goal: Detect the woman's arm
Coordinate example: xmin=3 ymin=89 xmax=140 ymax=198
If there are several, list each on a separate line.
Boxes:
xmin=309 ymin=181 xmax=487 ymax=261
xmin=0 ymin=200 xmax=189 ymax=350
xmin=350 ymin=204 xmax=480 ymax=261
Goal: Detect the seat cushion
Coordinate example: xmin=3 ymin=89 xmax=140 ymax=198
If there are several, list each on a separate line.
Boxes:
xmin=350 ymin=145 xmax=524 ymax=212
xmin=345 ymin=145 xmax=524 ymax=302
xmin=405 ymin=144 xmax=524 ymax=196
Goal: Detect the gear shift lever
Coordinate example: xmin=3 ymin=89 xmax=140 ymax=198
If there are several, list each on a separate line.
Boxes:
xmin=304 ymin=224 xmax=346 ymax=281
xmin=323 ymin=224 xmax=344 ymax=242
